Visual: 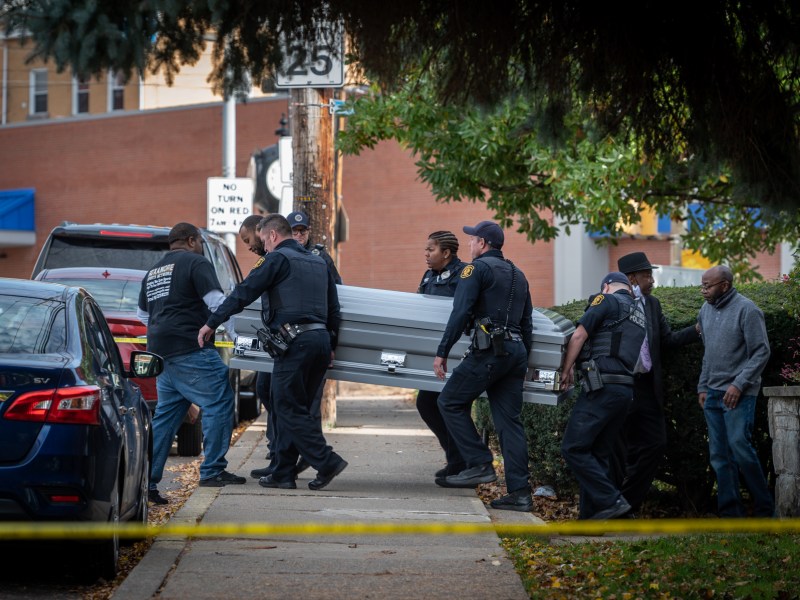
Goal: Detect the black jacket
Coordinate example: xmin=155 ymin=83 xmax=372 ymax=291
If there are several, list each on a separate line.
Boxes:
xmin=643 ymin=294 xmax=700 ymax=405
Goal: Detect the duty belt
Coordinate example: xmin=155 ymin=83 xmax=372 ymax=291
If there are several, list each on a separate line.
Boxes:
xmin=282 ymin=322 xmax=328 ymax=336
xmin=600 ymin=373 xmax=634 ymax=386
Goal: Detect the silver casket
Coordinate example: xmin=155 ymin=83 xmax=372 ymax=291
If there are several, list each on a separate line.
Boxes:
xmin=229 ymin=285 xmax=574 ymax=405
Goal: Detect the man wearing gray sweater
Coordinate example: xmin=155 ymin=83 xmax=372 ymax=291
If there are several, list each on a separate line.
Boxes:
xmin=697 ymin=265 xmax=774 ymax=517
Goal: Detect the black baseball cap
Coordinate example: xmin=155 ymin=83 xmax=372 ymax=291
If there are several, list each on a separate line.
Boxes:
xmin=601 ymin=271 xmax=631 ymax=291
xmin=463 ymin=220 xmax=504 ymax=247
xmin=286 ymin=211 xmax=310 ymax=228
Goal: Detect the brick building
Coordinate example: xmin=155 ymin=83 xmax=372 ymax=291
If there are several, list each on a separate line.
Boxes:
xmin=0 ymin=96 xmax=793 ymax=307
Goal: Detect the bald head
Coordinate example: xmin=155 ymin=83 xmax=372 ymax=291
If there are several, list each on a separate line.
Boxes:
xmin=704 ymin=265 xmax=733 ymax=284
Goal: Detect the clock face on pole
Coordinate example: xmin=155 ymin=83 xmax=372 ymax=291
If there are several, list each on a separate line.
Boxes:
xmin=266 ymin=158 xmax=282 ymax=203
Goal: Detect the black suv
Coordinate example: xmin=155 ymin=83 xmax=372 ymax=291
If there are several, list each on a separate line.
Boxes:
xmin=32 ymin=222 xmax=259 ymax=455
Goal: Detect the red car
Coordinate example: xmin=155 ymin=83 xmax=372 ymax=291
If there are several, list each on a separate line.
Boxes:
xmin=34 ymin=267 xmax=212 ymax=456
xmin=34 ymin=267 xmax=156 ymax=407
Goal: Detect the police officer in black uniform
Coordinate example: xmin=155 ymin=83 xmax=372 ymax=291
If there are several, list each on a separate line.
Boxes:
xmin=287 ymin=210 xmax=342 ymax=284
xmin=285 ymin=210 xmax=341 ymax=442
xmin=416 ymin=231 xmax=468 ymax=477
xmin=560 ymin=271 xmax=647 ymax=520
xmin=433 ymin=221 xmax=535 ymax=512
xmin=238 ymin=215 xmax=277 ymax=461
xmin=199 ymin=214 xmax=347 ymax=491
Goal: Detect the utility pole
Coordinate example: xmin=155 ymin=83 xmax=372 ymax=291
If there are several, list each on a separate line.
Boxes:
xmin=289 ymin=87 xmax=336 ymax=253
xmin=221 ymin=92 xmax=237 ymax=253
xmin=277 ymin=20 xmax=345 ymax=427
xmin=289 ymin=86 xmax=338 ymax=427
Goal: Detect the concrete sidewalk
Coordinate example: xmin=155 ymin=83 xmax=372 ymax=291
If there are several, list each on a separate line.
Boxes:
xmin=114 ymin=395 xmax=542 ymax=600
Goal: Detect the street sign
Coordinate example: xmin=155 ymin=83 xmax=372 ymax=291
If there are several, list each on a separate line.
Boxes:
xmin=278 ymin=136 xmax=293 ymax=184
xmin=207 ymin=177 xmax=254 ymax=234
xmin=275 ymin=23 xmax=345 ymax=88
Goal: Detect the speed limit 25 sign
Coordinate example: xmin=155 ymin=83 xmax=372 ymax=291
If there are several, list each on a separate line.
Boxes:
xmin=275 ymin=23 xmax=345 ymax=88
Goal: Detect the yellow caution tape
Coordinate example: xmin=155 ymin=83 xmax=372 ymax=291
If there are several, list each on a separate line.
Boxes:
xmin=113 ymin=338 xmax=234 ymax=348
xmin=0 ymin=518 xmax=799 ymax=541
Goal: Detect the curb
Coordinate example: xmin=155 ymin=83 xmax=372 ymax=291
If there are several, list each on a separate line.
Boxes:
xmin=111 ymin=420 xmax=263 ymax=600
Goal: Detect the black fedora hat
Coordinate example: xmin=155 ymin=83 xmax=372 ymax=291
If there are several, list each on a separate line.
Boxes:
xmin=618 ymin=251 xmax=658 ymax=274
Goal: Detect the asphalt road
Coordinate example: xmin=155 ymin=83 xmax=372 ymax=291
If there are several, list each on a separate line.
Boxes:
xmin=0 ymin=445 xmax=197 ymax=598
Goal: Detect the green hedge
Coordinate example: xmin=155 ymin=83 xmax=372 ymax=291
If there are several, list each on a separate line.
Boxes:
xmin=474 ymin=280 xmax=797 ymax=514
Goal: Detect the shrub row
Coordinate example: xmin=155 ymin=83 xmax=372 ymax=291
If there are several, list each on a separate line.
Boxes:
xmin=474 ymin=280 xmax=797 ymax=514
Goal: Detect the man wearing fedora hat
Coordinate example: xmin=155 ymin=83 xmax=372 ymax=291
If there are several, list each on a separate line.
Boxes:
xmin=614 ymin=251 xmax=700 ymax=514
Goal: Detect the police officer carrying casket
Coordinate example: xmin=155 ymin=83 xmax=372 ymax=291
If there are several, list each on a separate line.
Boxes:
xmin=560 ymin=272 xmax=647 ymax=520
xmin=433 ymin=220 xmax=535 ymax=512
xmin=199 ymin=214 xmax=347 ymax=491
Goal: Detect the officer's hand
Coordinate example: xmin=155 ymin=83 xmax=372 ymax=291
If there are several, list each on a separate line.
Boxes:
xmin=561 ymin=365 xmax=574 ymax=390
xmin=198 ymin=325 xmax=214 ymax=348
xmin=723 ymin=385 xmax=742 ymax=409
xmin=434 ymin=356 xmax=447 ymax=381
xmin=329 ymin=351 xmax=335 ymax=367
xmin=698 ymin=392 xmax=707 ymax=408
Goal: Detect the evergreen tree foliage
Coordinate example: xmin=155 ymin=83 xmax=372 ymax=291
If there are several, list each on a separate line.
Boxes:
xmin=4 ymin=0 xmax=799 ymax=215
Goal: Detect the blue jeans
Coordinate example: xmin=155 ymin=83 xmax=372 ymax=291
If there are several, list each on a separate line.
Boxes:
xmin=150 ymin=348 xmax=235 ymax=486
xmin=703 ymin=389 xmax=774 ymax=517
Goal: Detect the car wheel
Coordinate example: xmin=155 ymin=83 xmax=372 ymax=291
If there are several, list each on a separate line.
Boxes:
xmin=237 ymin=371 xmax=261 ymax=421
xmin=87 ymin=479 xmax=120 ymax=581
xmin=176 ymin=417 xmax=203 ymax=457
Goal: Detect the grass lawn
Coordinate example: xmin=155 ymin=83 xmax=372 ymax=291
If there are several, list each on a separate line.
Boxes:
xmin=502 ymin=533 xmax=800 ymax=599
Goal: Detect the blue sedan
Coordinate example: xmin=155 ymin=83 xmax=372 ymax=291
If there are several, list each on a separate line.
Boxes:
xmin=0 ymin=278 xmax=163 ymax=580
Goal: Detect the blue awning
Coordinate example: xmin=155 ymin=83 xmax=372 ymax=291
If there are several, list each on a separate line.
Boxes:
xmin=0 ymin=188 xmax=36 ymax=248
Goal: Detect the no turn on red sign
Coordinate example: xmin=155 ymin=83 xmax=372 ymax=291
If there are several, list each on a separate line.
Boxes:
xmin=207 ymin=177 xmax=255 ymax=234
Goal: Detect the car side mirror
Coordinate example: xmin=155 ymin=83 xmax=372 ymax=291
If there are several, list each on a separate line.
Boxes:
xmin=127 ymin=350 xmax=164 ymax=378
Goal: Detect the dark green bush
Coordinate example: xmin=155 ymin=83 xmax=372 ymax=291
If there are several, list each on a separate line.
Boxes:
xmin=475 ymin=280 xmax=797 ymax=514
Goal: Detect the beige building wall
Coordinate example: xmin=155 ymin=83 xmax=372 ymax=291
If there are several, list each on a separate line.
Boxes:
xmin=2 ymin=35 xmax=269 ymax=123
xmin=2 ymin=36 xmax=141 ymax=122
xmin=140 ymin=45 xmax=272 ymax=109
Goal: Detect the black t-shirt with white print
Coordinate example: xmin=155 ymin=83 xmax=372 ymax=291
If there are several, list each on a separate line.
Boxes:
xmin=139 ymin=249 xmax=223 ymax=359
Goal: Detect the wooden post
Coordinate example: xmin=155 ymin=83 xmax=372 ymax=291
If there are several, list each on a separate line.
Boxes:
xmin=290 ymin=86 xmax=338 ymax=426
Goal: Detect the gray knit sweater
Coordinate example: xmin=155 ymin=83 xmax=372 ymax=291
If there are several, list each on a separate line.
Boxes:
xmin=697 ymin=288 xmax=770 ymax=396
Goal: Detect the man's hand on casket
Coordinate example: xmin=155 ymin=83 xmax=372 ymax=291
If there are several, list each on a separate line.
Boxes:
xmin=434 ymin=356 xmax=447 ymax=381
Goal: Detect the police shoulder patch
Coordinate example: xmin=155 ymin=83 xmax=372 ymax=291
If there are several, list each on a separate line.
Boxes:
xmin=460 ymin=265 xmax=474 ymax=279
xmin=591 ymin=294 xmax=605 ymax=306
xmin=252 ymin=256 xmax=266 ymax=270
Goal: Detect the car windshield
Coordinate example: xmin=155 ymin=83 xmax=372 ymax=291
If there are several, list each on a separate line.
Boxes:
xmin=44 ymin=236 xmax=169 ymax=271
xmin=42 ymin=277 xmax=142 ymax=312
xmin=0 ymin=295 xmax=67 ymax=354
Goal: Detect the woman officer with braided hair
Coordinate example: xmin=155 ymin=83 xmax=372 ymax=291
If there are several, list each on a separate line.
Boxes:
xmin=416 ymin=231 xmax=468 ymax=478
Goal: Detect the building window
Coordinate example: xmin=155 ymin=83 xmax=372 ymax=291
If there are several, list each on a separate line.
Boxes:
xmin=73 ymin=76 xmax=89 ymax=114
xmin=30 ymin=70 xmax=48 ymax=115
xmin=108 ymin=71 xmax=125 ymax=111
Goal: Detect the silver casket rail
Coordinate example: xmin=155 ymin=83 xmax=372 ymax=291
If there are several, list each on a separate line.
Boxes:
xmin=229 ymin=285 xmax=575 ymax=405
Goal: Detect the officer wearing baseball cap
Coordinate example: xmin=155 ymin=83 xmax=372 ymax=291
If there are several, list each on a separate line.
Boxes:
xmin=286 ymin=211 xmax=342 ymax=285
xmin=613 ymin=251 xmax=700 ymax=514
xmin=559 ymin=271 xmax=647 ymax=520
xmin=433 ymin=220 xmax=535 ymax=512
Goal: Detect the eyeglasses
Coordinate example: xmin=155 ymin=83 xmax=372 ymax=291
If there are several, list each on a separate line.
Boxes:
xmin=292 ymin=228 xmax=309 ymax=234
xmin=700 ymin=281 xmax=725 ymax=291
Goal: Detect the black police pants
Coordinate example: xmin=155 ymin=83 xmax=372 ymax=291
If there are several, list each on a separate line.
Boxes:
xmin=257 ymin=371 xmax=276 ymax=455
xmin=618 ymin=374 xmax=667 ymax=511
xmin=416 ymin=390 xmax=466 ymax=468
xmin=270 ymin=329 xmax=343 ymax=482
xmin=437 ymin=341 xmax=530 ymax=493
xmin=561 ymin=383 xmax=633 ymax=519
